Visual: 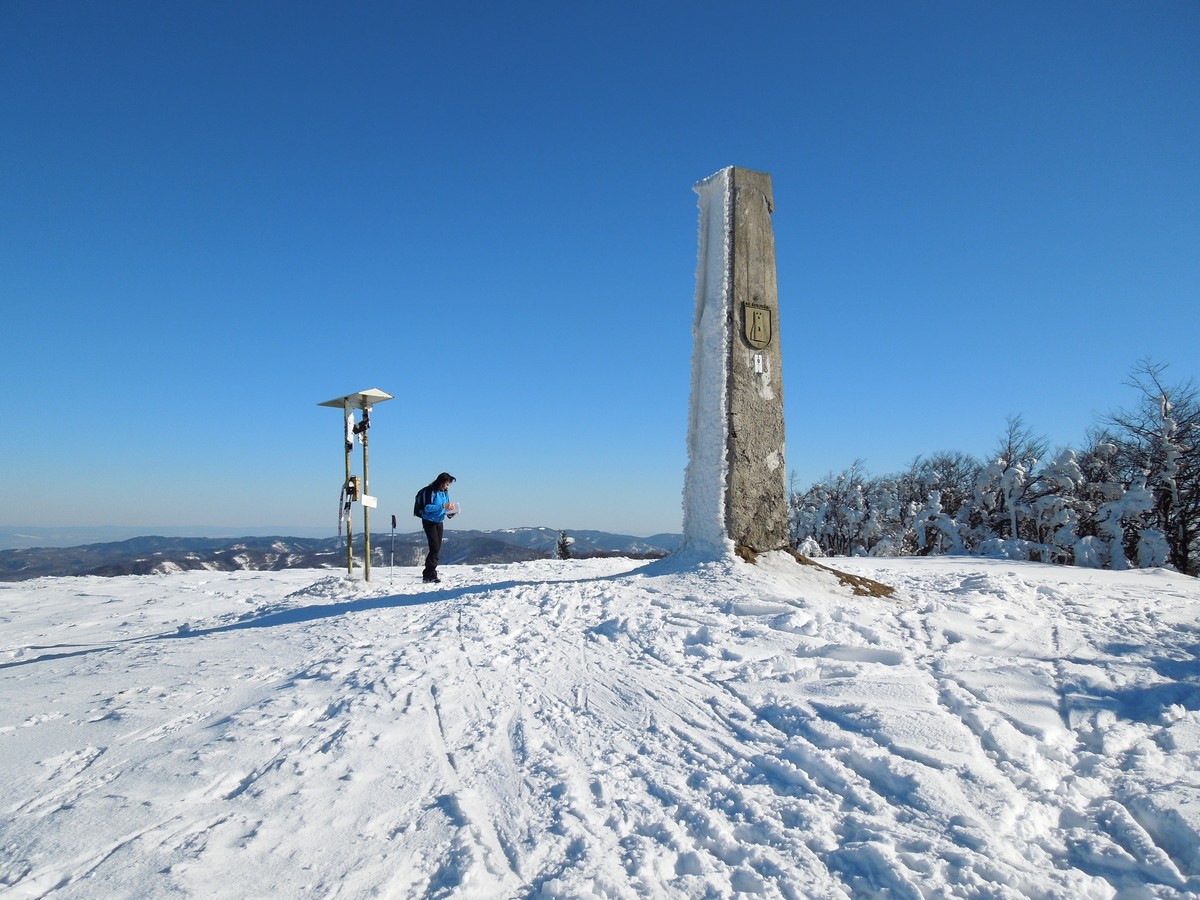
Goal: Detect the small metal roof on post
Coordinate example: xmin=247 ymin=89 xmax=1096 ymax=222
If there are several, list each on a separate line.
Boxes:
xmin=319 ymin=388 xmax=393 ymax=581
xmin=317 ymin=388 xmax=395 ymax=412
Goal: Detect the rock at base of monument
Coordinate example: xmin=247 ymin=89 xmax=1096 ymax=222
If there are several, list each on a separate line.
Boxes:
xmin=734 ymin=544 xmax=782 ymax=565
xmin=734 ymin=544 xmax=896 ymax=599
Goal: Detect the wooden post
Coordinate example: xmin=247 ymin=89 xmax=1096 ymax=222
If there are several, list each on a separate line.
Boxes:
xmin=362 ymin=413 xmax=371 ymax=582
xmin=343 ymin=400 xmax=354 ymax=575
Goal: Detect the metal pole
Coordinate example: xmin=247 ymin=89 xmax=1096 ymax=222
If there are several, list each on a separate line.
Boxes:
xmin=362 ymin=409 xmax=371 ymax=582
xmin=321 ymin=391 xmax=392 ymax=579
xmin=390 ymin=514 xmax=396 ymax=585
xmin=343 ymin=400 xmax=353 ymax=575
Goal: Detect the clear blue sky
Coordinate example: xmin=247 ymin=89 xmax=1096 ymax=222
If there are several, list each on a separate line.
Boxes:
xmin=2 ymin=1 xmax=1197 ymax=540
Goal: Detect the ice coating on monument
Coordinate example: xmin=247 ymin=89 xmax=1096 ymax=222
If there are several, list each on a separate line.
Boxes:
xmin=682 ymin=167 xmax=735 ymax=557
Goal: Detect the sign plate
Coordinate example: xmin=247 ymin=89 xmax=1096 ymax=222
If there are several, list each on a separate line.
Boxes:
xmin=743 ymin=303 xmax=772 ymax=350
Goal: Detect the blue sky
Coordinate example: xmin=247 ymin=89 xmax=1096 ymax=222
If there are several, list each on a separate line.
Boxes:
xmin=2 ymin=1 xmax=1197 ymax=540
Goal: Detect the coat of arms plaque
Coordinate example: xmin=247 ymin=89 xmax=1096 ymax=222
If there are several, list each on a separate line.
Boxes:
xmin=743 ymin=302 xmax=772 ymax=350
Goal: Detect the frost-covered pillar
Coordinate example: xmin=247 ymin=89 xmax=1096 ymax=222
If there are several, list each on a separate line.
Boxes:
xmin=682 ymin=167 xmax=788 ymax=556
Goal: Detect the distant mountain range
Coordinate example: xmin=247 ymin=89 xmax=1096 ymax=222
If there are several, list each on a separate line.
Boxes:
xmin=0 ymin=528 xmax=683 ymax=582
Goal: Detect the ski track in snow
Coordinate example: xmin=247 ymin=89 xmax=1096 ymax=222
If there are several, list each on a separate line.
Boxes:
xmin=1 ymin=555 xmax=1198 ymax=898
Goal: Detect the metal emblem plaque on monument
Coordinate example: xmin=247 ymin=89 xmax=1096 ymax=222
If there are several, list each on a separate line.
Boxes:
xmin=743 ymin=303 xmax=773 ymax=350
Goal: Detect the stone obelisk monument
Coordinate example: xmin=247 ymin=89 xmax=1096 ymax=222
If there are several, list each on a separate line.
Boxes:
xmin=683 ymin=167 xmax=789 ymax=557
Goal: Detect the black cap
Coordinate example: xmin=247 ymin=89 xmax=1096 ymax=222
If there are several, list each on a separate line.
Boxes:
xmin=437 ymin=472 xmax=456 ymax=483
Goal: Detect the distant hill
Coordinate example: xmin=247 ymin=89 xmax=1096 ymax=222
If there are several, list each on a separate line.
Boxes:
xmin=0 ymin=529 xmax=682 ymax=581
xmin=480 ymin=527 xmax=684 ymax=558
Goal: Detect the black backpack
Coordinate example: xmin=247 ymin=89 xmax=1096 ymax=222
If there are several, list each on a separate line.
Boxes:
xmin=414 ymin=484 xmax=437 ymax=518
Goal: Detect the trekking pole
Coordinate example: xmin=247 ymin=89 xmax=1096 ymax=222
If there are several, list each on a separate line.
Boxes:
xmin=390 ymin=514 xmax=396 ymax=585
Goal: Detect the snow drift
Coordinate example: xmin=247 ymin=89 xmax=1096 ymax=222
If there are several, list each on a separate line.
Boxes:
xmin=2 ymin=554 xmax=1198 ymax=898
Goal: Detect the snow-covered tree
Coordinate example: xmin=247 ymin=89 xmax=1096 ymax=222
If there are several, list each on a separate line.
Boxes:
xmin=914 ymin=491 xmax=965 ymax=555
xmin=1093 ymin=476 xmax=1155 ymax=570
xmin=797 ymin=536 xmax=823 ymax=558
xmin=913 ymin=451 xmax=981 ymax=519
xmin=1024 ymin=449 xmax=1086 ymax=563
xmin=785 ymin=365 xmax=1197 ymax=574
xmin=1103 ymin=360 xmax=1200 ymax=574
xmin=791 ymin=462 xmax=876 ymax=556
xmin=973 ymin=417 xmax=1049 ymax=551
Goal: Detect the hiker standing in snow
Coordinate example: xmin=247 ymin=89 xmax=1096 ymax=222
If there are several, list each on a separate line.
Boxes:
xmin=417 ymin=472 xmax=457 ymax=583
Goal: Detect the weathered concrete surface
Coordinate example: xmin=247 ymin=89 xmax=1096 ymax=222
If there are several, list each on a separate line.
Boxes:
xmin=724 ymin=167 xmax=788 ymax=552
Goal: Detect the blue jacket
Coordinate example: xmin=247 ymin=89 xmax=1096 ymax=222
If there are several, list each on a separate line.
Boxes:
xmin=420 ymin=488 xmax=451 ymax=523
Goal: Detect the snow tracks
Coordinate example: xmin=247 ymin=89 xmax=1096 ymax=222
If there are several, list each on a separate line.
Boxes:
xmin=2 ymin=556 xmax=1198 ymax=898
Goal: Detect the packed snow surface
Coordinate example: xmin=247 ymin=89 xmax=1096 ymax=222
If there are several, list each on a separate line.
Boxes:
xmin=2 ymin=553 xmax=1198 ymax=898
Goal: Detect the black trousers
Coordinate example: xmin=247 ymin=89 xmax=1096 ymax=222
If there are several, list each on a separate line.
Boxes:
xmin=422 ymin=519 xmax=443 ymax=580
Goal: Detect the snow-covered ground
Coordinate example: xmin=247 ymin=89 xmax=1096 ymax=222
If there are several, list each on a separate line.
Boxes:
xmin=1 ymin=553 xmax=1198 ymax=898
